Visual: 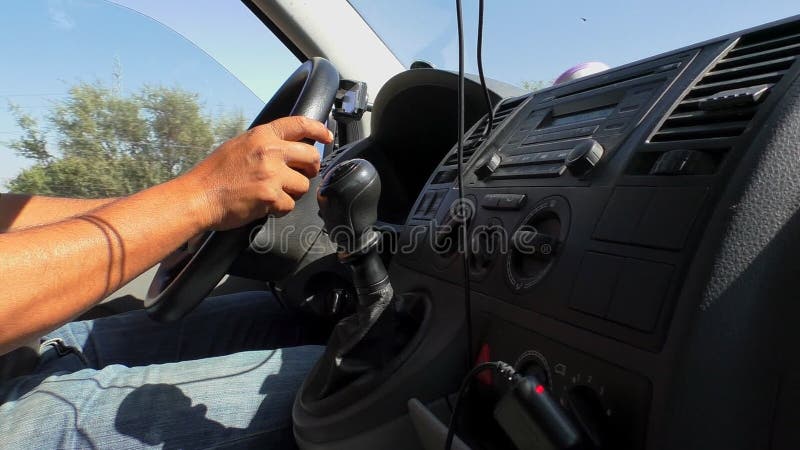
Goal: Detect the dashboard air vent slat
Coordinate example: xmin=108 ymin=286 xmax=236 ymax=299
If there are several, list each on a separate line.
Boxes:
xmin=443 ymin=95 xmax=528 ymax=166
xmin=652 ymin=26 xmax=799 ymax=144
xmin=687 ymin=71 xmax=786 ymax=98
xmin=651 ymin=121 xmax=751 ymax=142
xmin=444 ymin=116 xmax=489 ymax=165
xmin=714 ymin=42 xmax=800 ymax=70
xmin=700 ymin=56 xmax=795 ymax=84
xmin=727 ymin=30 xmax=800 ymax=56
xmin=664 ymin=107 xmax=758 ymax=124
xmin=635 ymin=23 xmax=799 ymax=175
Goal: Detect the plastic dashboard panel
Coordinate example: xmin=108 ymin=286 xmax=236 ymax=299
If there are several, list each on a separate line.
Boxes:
xmin=303 ymin=15 xmax=800 ymax=449
xmin=386 ymin=15 xmax=800 ymax=450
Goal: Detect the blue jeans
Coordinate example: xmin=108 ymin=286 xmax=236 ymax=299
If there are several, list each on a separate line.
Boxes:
xmin=0 ymin=292 xmax=325 ymax=449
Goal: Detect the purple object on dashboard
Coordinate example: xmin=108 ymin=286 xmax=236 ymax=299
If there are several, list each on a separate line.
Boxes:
xmin=554 ymin=61 xmax=611 ymax=85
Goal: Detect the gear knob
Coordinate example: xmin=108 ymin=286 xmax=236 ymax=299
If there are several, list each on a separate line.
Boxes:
xmin=305 ymin=159 xmax=404 ymax=401
xmin=317 ymin=158 xmax=381 ymax=256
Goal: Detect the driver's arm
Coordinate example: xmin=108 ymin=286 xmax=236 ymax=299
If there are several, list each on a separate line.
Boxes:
xmin=0 ymin=195 xmax=118 ymax=233
xmin=0 ymin=117 xmax=332 ymax=355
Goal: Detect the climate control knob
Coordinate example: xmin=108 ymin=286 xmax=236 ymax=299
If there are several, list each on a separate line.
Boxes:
xmin=567 ymin=385 xmax=609 ymax=449
xmin=506 ymin=196 xmax=570 ymax=291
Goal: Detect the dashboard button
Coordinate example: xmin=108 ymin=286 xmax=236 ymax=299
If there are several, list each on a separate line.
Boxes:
xmin=501 ymin=149 xmax=572 ymax=167
xmin=482 ymin=194 xmax=527 ymax=210
xmin=498 ymin=194 xmax=528 ymax=210
xmin=475 ymin=152 xmax=502 ymax=179
xmin=413 ymin=192 xmax=436 ymax=219
xmin=491 ymin=164 xmax=566 ymax=180
xmin=569 ymin=252 xmax=624 ymax=317
xmin=428 ymin=190 xmax=446 ymax=215
xmin=606 ymin=259 xmax=673 ymax=332
xmin=480 ymin=194 xmax=501 ymax=209
xmin=500 ymin=153 xmax=538 ymax=166
xmin=413 ymin=190 xmax=447 ymax=219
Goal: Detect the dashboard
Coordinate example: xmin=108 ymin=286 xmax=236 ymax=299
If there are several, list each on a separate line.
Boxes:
xmin=315 ymin=15 xmax=800 ymax=450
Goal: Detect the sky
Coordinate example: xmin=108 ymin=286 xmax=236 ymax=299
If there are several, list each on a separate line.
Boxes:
xmin=1 ymin=0 xmax=798 ymax=186
xmin=0 ymin=0 xmax=299 ymax=184
xmin=349 ymin=0 xmax=799 ymax=86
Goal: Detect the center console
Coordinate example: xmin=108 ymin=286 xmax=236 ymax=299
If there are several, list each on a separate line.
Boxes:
xmin=393 ymin=16 xmax=800 ymax=449
xmin=295 ymin=15 xmax=800 ymax=450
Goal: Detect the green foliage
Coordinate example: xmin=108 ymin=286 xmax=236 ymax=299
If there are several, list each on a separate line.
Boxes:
xmin=213 ymin=111 xmax=249 ymax=146
xmin=7 ymin=104 xmax=51 ymax=162
xmin=4 ymin=82 xmax=247 ymax=198
xmin=520 ymin=80 xmax=551 ymax=92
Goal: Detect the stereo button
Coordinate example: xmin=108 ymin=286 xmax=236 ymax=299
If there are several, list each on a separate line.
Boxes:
xmin=566 ymin=139 xmax=604 ymax=177
xmin=491 ymin=164 xmax=566 ymax=180
xmin=482 ymin=194 xmax=527 ymax=210
xmin=475 ymin=152 xmax=502 ymax=179
xmin=501 ymin=149 xmax=572 ymax=167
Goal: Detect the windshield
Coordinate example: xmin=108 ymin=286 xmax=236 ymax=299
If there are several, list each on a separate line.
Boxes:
xmin=0 ymin=0 xmax=298 ymax=194
xmin=349 ymin=0 xmax=799 ymax=90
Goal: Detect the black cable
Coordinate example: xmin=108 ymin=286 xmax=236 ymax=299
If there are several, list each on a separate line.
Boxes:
xmin=444 ymin=4 xmax=498 ymax=448
xmin=454 ymin=0 xmax=474 ymax=371
xmin=445 ymin=362 xmax=499 ymax=450
xmin=476 ymin=0 xmax=494 ymax=137
xmin=444 ymin=361 xmax=516 ymax=450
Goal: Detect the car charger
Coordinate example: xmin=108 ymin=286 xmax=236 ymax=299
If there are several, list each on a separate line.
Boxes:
xmin=445 ymin=360 xmax=584 ymax=450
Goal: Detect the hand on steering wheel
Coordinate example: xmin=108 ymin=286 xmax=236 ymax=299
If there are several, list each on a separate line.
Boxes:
xmin=145 ymin=58 xmax=340 ymax=322
xmin=187 ymin=117 xmax=332 ymax=230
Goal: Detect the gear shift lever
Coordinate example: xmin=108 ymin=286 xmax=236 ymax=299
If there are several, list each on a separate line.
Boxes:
xmin=308 ymin=158 xmax=396 ymax=398
xmin=317 ymin=158 xmax=388 ymax=293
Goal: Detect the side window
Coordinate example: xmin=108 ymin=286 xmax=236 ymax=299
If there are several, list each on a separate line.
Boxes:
xmin=0 ymin=0 xmax=298 ymax=198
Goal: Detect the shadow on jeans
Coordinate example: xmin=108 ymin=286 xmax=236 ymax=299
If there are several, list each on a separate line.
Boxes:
xmin=115 ymin=382 xmax=299 ymax=449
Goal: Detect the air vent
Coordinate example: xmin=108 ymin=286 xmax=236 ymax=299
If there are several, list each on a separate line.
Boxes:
xmin=651 ymin=24 xmax=800 ymax=143
xmin=444 ymin=95 xmax=528 ymax=166
xmin=431 ymin=168 xmax=457 ymax=184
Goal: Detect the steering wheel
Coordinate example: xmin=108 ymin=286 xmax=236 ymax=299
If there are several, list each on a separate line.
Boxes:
xmin=144 ymin=57 xmax=340 ymax=322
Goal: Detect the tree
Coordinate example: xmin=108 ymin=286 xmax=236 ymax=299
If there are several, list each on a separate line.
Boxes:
xmin=521 ymin=80 xmax=551 ymax=92
xmin=213 ymin=110 xmax=249 ymax=145
xmin=4 ymin=81 xmax=247 ymax=198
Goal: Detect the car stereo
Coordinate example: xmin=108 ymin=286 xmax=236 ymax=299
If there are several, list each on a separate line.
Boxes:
xmin=466 ymin=51 xmax=697 ymax=186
